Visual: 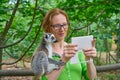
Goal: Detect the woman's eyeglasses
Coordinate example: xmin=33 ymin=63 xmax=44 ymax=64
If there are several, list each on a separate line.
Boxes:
xmin=51 ymin=23 xmax=68 ymax=30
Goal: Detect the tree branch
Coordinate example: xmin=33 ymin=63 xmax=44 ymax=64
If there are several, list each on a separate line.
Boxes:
xmin=0 ymin=0 xmax=37 ymax=49
xmin=0 ymin=25 xmax=32 ymax=49
xmin=61 ymin=0 xmax=109 ymax=10
xmin=74 ymin=8 xmax=105 ymax=31
xmin=96 ymin=63 xmax=120 ymax=72
xmin=0 ymin=0 xmax=39 ymax=66
xmin=66 ymin=8 xmax=106 ymax=42
xmin=1 ymin=0 xmax=20 ymax=39
xmin=61 ymin=4 xmax=92 ymax=10
xmin=0 ymin=63 xmax=120 ymax=76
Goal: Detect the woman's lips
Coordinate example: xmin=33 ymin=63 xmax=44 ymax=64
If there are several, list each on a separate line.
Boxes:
xmin=58 ymin=33 xmax=64 ymax=37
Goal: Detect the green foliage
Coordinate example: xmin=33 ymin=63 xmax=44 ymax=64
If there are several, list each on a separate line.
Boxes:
xmin=0 ymin=0 xmax=120 ymax=63
xmin=57 ymin=0 xmax=120 ymax=52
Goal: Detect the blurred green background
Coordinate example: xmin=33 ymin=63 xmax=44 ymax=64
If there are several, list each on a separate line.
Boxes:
xmin=0 ymin=0 xmax=120 ymax=80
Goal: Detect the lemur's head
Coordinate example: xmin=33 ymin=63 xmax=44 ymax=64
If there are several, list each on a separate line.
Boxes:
xmin=44 ymin=33 xmax=57 ymax=43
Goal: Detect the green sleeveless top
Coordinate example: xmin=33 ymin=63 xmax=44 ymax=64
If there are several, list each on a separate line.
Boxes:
xmin=41 ymin=51 xmax=89 ymax=80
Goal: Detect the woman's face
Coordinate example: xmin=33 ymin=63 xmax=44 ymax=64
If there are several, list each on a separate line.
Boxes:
xmin=51 ymin=14 xmax=68 ymax=41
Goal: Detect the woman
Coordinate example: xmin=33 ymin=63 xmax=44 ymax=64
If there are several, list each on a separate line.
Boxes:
xmin=41 ymin=8 xmax=96 ymax=80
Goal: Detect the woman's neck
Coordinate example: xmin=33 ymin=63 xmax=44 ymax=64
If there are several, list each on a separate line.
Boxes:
xmin=52 ymin=40 xmax=65 ymax=54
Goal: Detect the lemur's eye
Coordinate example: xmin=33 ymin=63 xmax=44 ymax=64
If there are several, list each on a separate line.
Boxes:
xmin=51 ymin=36 xmax=55 ymax=40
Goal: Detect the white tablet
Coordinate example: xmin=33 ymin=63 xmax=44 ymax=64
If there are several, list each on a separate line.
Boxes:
xmin=70 ymin=35 xmax=93 ymax=64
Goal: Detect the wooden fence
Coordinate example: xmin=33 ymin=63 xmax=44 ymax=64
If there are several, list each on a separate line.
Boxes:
xmin=0 ymin=63 xmax=120 ymax=76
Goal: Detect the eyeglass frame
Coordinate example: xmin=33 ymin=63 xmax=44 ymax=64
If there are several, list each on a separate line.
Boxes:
xmin=51 ymin=23 xmax=69 ymax=30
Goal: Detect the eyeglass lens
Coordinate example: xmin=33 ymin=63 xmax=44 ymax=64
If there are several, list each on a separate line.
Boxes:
xmin=51 ymin=23 xmax=68 ymax=29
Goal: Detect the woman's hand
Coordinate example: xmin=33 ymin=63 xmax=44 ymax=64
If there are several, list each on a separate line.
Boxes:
xmin=62 ymin=44 xmax=78 ymax=63
xmin=83 ymin=39 xmax=97 ymax=60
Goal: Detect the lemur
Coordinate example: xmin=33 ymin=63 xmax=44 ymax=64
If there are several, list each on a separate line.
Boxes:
xmin=31 ymin=33 xmax=65 ymax=80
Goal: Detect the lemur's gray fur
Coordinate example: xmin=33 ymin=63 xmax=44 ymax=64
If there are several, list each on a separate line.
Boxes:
xmin=31 ymin=33 xmax=65 ymax=80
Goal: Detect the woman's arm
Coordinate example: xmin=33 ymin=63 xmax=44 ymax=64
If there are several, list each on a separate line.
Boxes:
xmin=86 ymin=59 xmax=96 ymax=80
xmin=46 ymin=66 xmax=64 ymax=80
xmin=83 ymin=39 xmax=97 ymax=80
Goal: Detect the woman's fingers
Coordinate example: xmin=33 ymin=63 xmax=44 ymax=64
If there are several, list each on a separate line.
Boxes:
xmin=64 ymin=44 xmax=78 ymax=53
xmin=83 ymin=47 xmax=97 ymax=58
xmin=64 ymin=44 xmax=77 ymax=48
xmin=62 ymin=44 xmax=78 ymax=62
xmin=83 ymin=47 xmax=96 ymax=52
xmin=83 ymin=38 xmax=97 ymax=59
xmin=84 ymin=50 xmax=96 ymax=57
xmin=92 ymin=38 xmax=96 ymax=47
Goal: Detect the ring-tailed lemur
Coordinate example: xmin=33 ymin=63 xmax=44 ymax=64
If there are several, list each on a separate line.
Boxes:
xmin=31 ymin=33 xmax=65 ymax=80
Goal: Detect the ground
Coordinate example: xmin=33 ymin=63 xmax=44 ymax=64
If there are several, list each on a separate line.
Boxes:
xmin=1 ymin=51 xmax=120 ymax=80
xmin=1 ymin=58 xmax=33 ymax=80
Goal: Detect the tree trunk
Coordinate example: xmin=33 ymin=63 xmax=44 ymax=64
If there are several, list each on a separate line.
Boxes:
xmin=116 ymin=36 xmax=120 ymax=61
xmin=0 ymin=37 xmax=4 ymax=80
xmin=0 ymin=49 xmax=1 ymax=70
xmin=0 ymin=36 xmax=4 ymax=70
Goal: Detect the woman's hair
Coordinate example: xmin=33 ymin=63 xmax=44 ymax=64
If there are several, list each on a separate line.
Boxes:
xmin=42 ymin=8 xmax=70 ymax=33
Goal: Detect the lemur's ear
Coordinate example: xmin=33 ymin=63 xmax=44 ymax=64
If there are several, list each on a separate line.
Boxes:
xmin=43 ymin=32 xmax=47 ymax=36
xmin=44 ymin=33 xmax=48 ymax=39
xmin=44 ymin=33 xmax=50 ymax=37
